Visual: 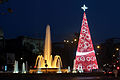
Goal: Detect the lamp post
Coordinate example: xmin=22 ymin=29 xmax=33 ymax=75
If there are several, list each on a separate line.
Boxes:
xmin=97 ymin=45 xmax=100 ymax=49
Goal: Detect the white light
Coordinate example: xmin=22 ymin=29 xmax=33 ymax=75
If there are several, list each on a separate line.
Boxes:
xmin=116 ymin=48 xmax=119 ymax=51
xmin=21 ymin=58 xmax=23 ymax=60
xmin=74 ymin=39 xmax=77 ymax=42
xmin=81 ymin=4 xmax=88 ymax=12
xmin=96 ymin=53 xmax=99 ymax=55
xmin=113 ymin=65 xmax=116 ymax=67
xmin=67 ymin=40 xmax=69 ymax=43
xmin=71 ymin=41 xmax=73 ymax=43
xmin=64 ymin=40 xmax=66 ymax=42
xmin=113 ymin=55 xmax=115 ymax=57
xmin=103 ymin=64 xmax=106 ymax=67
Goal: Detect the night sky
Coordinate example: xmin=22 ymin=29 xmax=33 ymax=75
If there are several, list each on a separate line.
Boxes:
xmin=0 ymin=0 xmax=120 ymax=44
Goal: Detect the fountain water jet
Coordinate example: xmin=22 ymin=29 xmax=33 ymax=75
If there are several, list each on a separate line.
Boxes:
xmin=34 ymin=25 xmax=62 ymax=68
xmin=36 ymin=58 xmax=42 ymax=73
xmin=22 ymin=62 xmax=26 ymax=73
xmin=29 ymin=25 xmax=68 ymax=73
xmin=13 ymin=60 xmax=19 ymax=73
xmin=72 ymin=59 xmax=77 ymax=73
xmin=57 ymin=59 xmax=62 ymax=73
xmin=67 ymin=66 xmax=71 ymax=73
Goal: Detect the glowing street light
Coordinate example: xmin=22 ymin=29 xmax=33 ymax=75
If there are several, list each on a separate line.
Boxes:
xmin=64 ymin=40 xmax=66 ymax=42
xmin=117 ymin=67 xmax=120 ymax=70
xmin=71 ymin=41 xmax=73 ymax=43
xmin=97 ymin=45 xmax=100 ymax=49
xmin=21 ymin=58 xmax=23 ymax=60
xmin=74 ymin=39 xmax=77 ymax=42
xmin=113 ymin=55 xmax=115 ymax=57
xmin=96 ymin=53 xmax=99 ymax=55
xmin=66 ymin=40 xmax=69 ymax=43
xmin=116 ymin=48 xmax=119 ymax=51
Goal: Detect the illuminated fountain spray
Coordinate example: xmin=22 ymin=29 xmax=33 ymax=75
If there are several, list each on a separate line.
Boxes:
xmin=34 ymin=25 xmax=62 ymax=68
xmin=72 ymin=59 xmax=77 ymax=73
xmin=57 ymin=59 xmax=62 ymax=73
xmin=22 ymin=62 xmax=26 ymax=73
xmin=36 ymin=59 xmax=42 ymax=73
xmin=13 ymin=60 xmax=19 ymax=73
xmin=67 ymin=66 xmax=71 ymax=73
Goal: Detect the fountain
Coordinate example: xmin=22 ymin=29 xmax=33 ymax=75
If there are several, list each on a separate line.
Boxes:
xmin=34 ymin=25 xmax=62 ymax=68
xmin=13 ymin=60 xmax=19 ymax=73
xmin=72 ymin=59 xmax=77 ymax=73
xmin=22 ymin=62 xmax=26 ymax=73
xmin=67 ymin=66 xmax=71 ymax=73
xmin=36 ymin=59 xmax=42 ymax=73
xmin=26 ymin=61 xmax=28 ymax=73
xmin=29 ymin=25 xmax=68 ymax=73
xmin=57 ymin=59 xmax=62 ymax=73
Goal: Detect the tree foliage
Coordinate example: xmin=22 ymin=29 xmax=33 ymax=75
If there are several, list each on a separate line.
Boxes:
xmin=0 ymin=0 xmax=13 ymax=15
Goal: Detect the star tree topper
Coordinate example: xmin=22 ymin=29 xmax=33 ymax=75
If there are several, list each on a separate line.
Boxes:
xmin=81 ymin=4 xmax=88 ymax=12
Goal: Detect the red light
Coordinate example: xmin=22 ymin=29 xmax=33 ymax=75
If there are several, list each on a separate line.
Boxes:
xmin=108 ymin=72 xmax=112 ymax=74
xmin=34 ymin=66 xmax=36 ymax=68
xmin=117 ymin=67 xmax=120 ymax=70
xmin=117 ymin=61 xmax=119 ymax=63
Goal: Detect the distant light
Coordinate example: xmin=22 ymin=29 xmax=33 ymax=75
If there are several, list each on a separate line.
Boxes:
xmin=117 ymin=61 xmax=119 ymax=63
xmin=74 ymin=39 xmax=77 ymax=42
xmin=71 ymin=41 xmax=73 ymax=43
xmin=97 ymin=46 xmax=100 ymax=49
xmin=108 ymin=72 xmax=112 ymax=74
xmin=5 ymin=66 xmax=7 ymax=71
xmin=117 ymin=67 xmax=120 ymax=70
xmin=34 ymin=66 xmax=36 ymax=68
xmin=113 ymin=55 xmax=115 ymax=57
xmin=67 ymin=40 xmax=69 ymax=43
xmin=113 ymin=65 xmax=116 ymax=67
xmin=103 ymin=64 xmax=106 ymax=67
xmin=96 ymin=53 xmax=99 ymax=55
xmin=21 ymin=58 xmax=23 ymax=60
xmin=64 ymin=40 xmax=66 ymax=42
xmin=116 ymin=48 xmax=119 ymax=51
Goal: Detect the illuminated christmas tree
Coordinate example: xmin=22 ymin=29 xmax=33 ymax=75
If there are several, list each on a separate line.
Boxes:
xmin=74 ymin=5 xmax=98 ymax=72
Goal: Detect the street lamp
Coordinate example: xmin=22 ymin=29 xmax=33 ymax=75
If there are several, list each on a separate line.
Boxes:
xmin=20 ymin=58 xmax=23 ymax=60
xmin=74 ymin=39 xmax=77 ymax=42
xmin=116 ymin=48 xmax=119 ymax=51
xmin=97 ymin=45 xmax=100 ymax=49
xmin=64 ymin=40 xmax=66 ymax=42
xmin=66 ymin=40 xmax=69 ymax=43
xmin=113 ymin=55 xmax=116 ymax=57
xmin=96 ymin=53 xmax=99 ymax=55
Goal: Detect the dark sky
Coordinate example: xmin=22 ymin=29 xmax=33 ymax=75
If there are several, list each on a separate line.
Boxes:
xmin=0 ymin=0 xmax=120 ymax=44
